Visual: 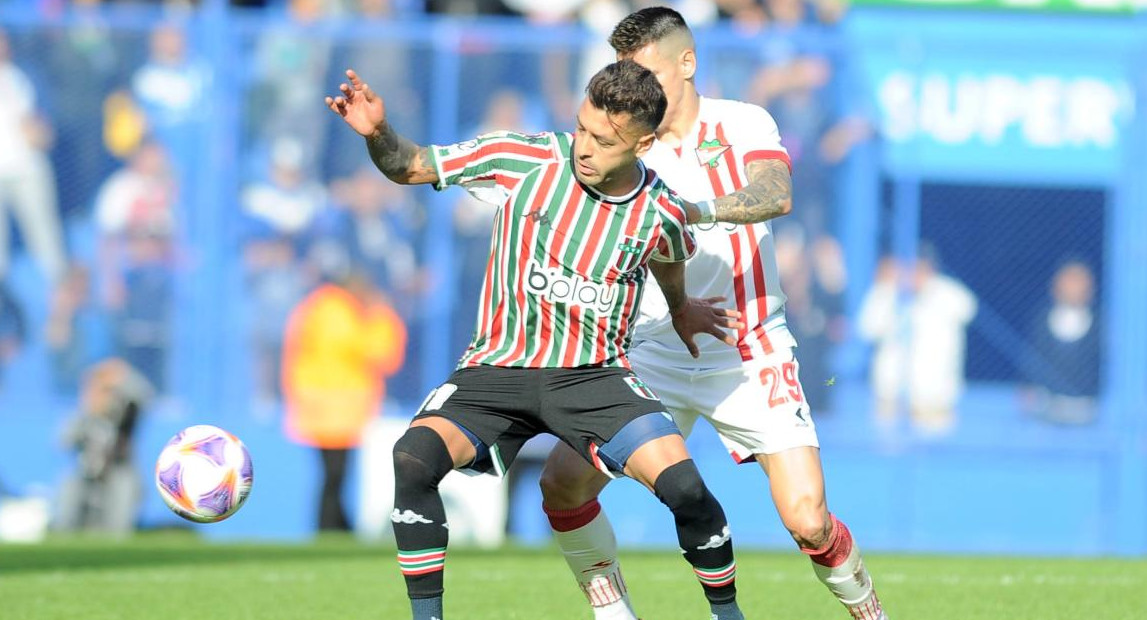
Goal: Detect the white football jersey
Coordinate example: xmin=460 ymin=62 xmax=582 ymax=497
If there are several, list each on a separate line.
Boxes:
xmin=635 ymin=96 xmax=795 ymax=366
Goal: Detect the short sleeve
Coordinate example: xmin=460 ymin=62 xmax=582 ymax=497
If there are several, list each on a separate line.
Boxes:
xmin=736 ymin=103 xmax=792 ymax=174
xmin=650 ymin=186 xmax=697 ymax=263
xmin=427 ymin=131 xmax=559 ymax=205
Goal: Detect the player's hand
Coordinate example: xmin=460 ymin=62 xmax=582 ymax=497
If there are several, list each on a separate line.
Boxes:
xmin=669 ymin=296 xmax=744 ymax=358
xmin=325 ymin=69 xmax=387 ymax=138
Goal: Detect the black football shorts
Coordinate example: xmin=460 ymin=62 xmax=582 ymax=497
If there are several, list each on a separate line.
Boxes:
xmin=413 ymin=363 xmax=676 ymax=476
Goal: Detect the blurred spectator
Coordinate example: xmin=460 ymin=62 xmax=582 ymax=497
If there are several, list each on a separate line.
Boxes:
xmin=94 ymin=140 xmax=178 ymax=393
xmin=775 ymin=228 xmax=846 ymax=413
xmin=282 ymin=269 xmax=407 ymax=531
xmin=1023 ymin=261 xmax=1101 ymax=425
xmin=131 ymin=23 xmax=208 ymax=132
xmin=243 ymin=137 xmax=326 ymax=239
xmin=45 ymin=265 xmax=113 ymax=396
xmin=713 ymin=0 xmax=848 ymax=27
xmin=576 ymin=0 xmax=630 ymax=100
xmin=249 ymin=0 xmax=333 ymax=155
xmin=321 ymin=166 xmax=423 ymax=301
xmin=55 ymin=358 xmax=153 ymax=537
xmin=717 ymin=0 xmax=768 ymax=28
xmin=426 ymin=0 xmax=515 ymax=15
xmin=241 ymin=136 xmax=326 ymax=404
xmin=44 ymin=12 xmax=120 ymax=217
xmin=451 ymin=192 xmax=497 ymax=359
xmin=755 ymin=55 xmax=835 ymax=230
xmin=0 ymin=28 xmax=67 ymax=284
xmin=504 ymin=0 xmax=586 ymax=21
xmin=326 ymin=0 xmax=422 ymax=177
xmin=810 ymin=0 xmax=848 ymax=24
xmin=0 ymin=278 xmax=25 ymax=389
xmin=130 ymin=21 xmax=209 ymax=186
xmin=858 ymin=246 xmax=978 ymax=436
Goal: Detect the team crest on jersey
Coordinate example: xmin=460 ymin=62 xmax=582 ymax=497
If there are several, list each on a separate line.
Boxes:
xmin=696 ymin=139 xmax=731 ymax=169
xmin=623 ymin=375 xmax=659 ymax=400
xmin=617 ymin=237 xmax=642 ymax=256
xmin=615 ymin=236 xmax=644 ymax=273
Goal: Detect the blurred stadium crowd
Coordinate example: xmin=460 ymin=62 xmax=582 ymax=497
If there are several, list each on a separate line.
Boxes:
xmin=0 ymin=0 xmax=868 ymax=404
xmin=0 ymin=0 xmax=1113 ymax=540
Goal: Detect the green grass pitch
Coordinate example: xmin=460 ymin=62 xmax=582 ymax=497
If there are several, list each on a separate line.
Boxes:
xmin=2 ymin=535 xmax=1145 ymax=619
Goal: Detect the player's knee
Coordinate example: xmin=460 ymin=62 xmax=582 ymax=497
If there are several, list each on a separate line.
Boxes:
xmin=785 ymin=506 xmax=832 ymax=549
xmin=393 ymin=426 xmax=454 ymax=491
xmin=539 ymin=456 xmax=600 ymax=510
xmin=653 ymin=460 xmax=719 ymax=518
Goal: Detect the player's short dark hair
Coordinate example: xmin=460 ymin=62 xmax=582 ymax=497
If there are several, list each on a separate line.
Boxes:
xmin=609 ymin=6 xmax=691 ymax=56
xmin=585 ymin=60 xmax=667 ymax=134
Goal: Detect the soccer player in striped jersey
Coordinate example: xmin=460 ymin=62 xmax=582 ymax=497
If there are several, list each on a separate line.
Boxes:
xmin=327 ymin=60 xmax=750 ymax=620
xmin=537 ymin=8 xmax=889 ymax=620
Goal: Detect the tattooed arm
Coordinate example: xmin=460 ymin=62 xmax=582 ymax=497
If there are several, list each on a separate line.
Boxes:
xmin=325 ymin=68 xmax=439 ymax=186
xmin=364 ymin=124 xmax=439 ymax=186
xmin=684 ymin=158 xmax=792 ymax=225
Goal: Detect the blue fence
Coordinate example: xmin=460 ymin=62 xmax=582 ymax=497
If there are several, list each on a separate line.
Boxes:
xmin=0 ymin=4 xmax=1144 ymax=554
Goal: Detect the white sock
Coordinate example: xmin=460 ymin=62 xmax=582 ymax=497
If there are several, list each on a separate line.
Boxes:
xmin=546 ymin=499 xmax=637 ymax=620
xmin=806 ymin=515 xmax=886 ymax=619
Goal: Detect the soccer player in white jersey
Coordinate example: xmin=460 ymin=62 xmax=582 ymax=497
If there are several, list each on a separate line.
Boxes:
xmin=538 ymin=8 xmax=888 ymax=620
xmin=327 ymin=60 xmax=754 ymax=620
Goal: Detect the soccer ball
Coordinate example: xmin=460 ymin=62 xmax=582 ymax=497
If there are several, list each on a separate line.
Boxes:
xmin=155 ymin=425 xmax=254 ymax=523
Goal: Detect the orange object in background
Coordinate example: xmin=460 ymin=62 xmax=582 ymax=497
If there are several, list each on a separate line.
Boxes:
xmin=282 ymin=279 xmax=407 ymax=449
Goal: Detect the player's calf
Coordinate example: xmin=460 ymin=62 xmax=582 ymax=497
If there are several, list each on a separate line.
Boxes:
xmin=540 ymin=441 xmax=612 ymax=510
xmin=540 ymin=426 xmax=645 ymax=620
xmin=802 ymin=514 xmax=887 ymax=620
xmin=392 ymin=426 xmax=456 ymax=620
xmin=652 ymin=460 xmax=743 ymax=620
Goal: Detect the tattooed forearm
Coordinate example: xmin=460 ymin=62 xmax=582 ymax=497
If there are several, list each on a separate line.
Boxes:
xmin=713 ymin=159 xmax=792 ymax=224
xmin=365 ymin=122 xmax=438 ymax=185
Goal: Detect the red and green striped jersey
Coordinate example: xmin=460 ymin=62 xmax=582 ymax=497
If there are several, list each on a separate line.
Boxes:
xmin=429 ymin=130 xmax=696 ymax=369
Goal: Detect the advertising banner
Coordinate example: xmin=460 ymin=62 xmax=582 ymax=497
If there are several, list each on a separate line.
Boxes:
xmin=848 ymin=12 xmax=1140 ymax=182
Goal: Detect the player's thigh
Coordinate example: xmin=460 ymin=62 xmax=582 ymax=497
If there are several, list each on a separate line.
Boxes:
xmin=628 ymin=344 xmax=702 ymax=437
xmin=621 ymin=433 xmax=691 ymax=492
xmin=412 ymin=367 xmax=538 ymax=475
xmin=541 ymin=367 xmax=682 ymax=488
xmin=539 ymin=441 xmax=611 ymax=509
xmin=755 ymin=446 xmax=829 ymax=526
xmin=705 ymin=348 xmax=820 ymax=463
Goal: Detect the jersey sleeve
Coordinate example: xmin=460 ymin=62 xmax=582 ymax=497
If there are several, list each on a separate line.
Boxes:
xmin=736 ymin=103 xmax=792 ymax=173
xmin=650 ymin=186 xmax=697 ymax=263
xmin=427 ymin=131 xmax=558 ymax=205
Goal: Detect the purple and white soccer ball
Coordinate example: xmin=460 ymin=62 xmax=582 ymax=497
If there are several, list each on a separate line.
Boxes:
xmin=155 ymin=425 xmax=254 ymax=523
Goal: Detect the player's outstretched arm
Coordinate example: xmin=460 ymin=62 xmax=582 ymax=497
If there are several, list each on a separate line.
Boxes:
xmin=648 ymin=260 xmax=743 ymax=358
xmin=685 ymin=159 xmax=792 ymax=225
xmin=325 ymin=69 xmax=439 ymax=186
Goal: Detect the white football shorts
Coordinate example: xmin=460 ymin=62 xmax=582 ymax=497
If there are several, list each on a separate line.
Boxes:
xmin=627 ymin=341 xmax=819 ymax=463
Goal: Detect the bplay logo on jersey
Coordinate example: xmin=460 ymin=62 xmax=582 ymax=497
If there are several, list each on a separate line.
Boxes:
xmin=526 ymin=260 xmax=618 ymax=314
